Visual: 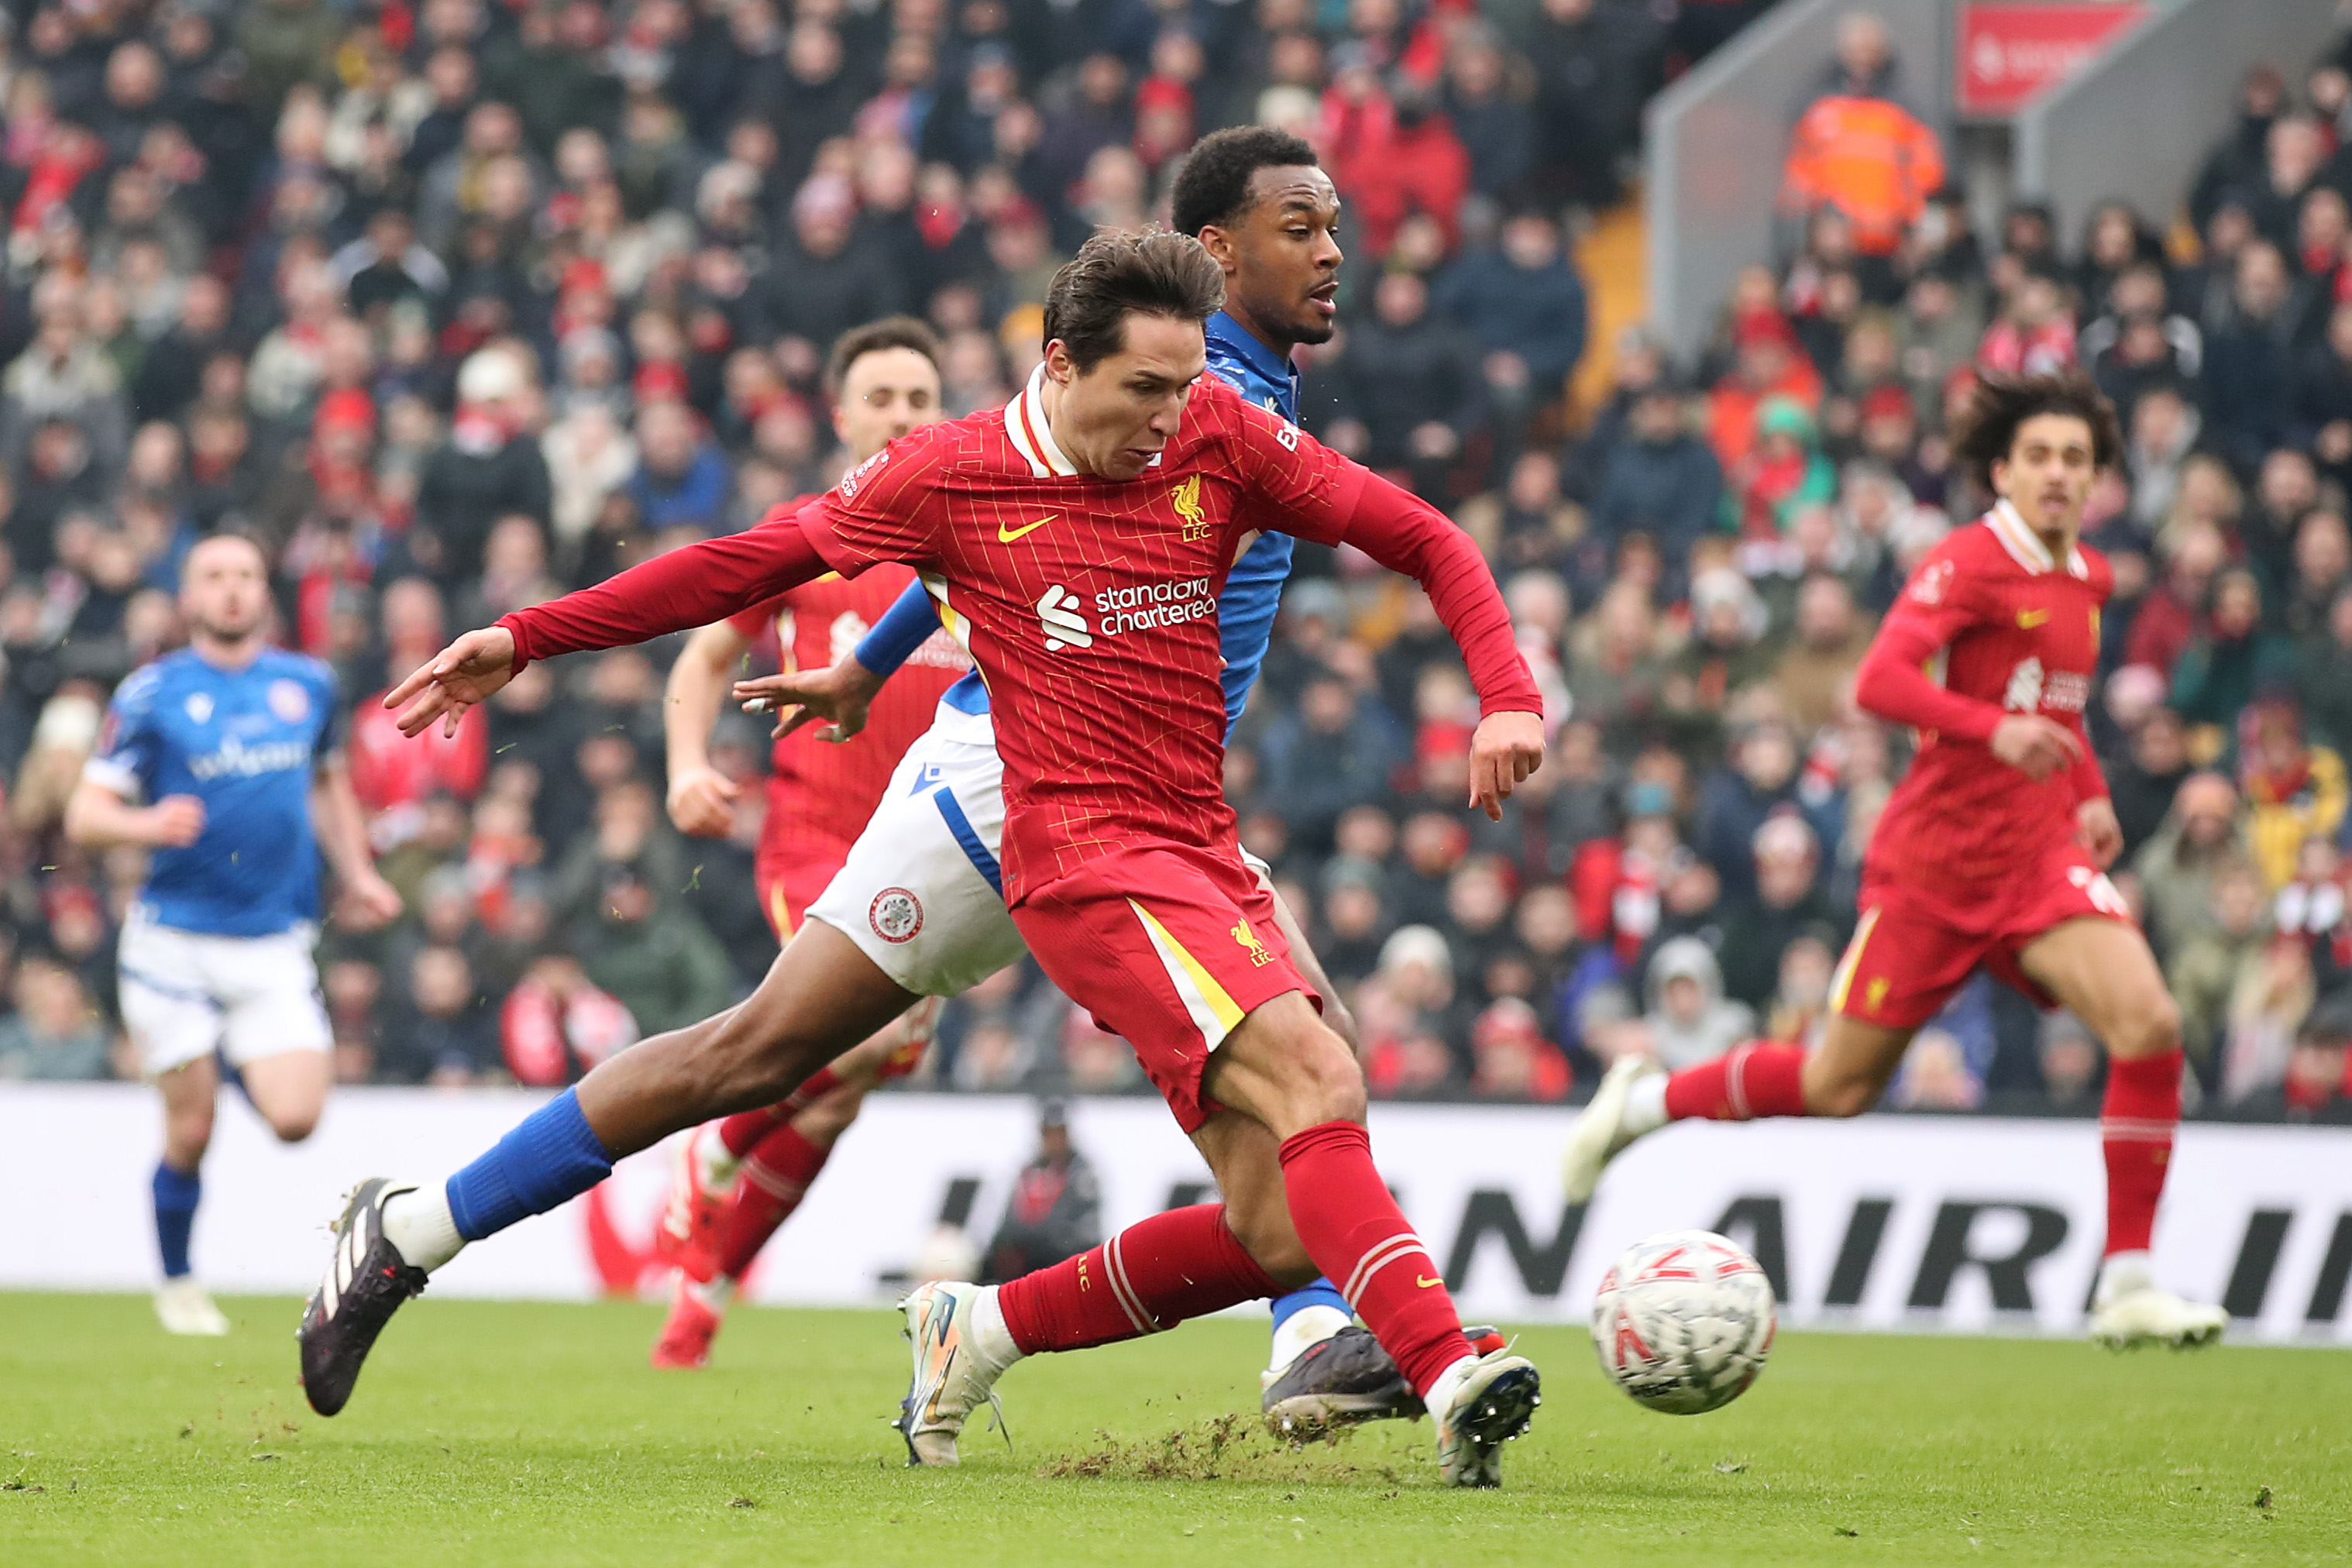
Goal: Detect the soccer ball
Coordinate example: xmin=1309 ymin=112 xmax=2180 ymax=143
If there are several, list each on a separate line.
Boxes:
xmin=1590 ymin=1229 xmax=1776 ymax=1415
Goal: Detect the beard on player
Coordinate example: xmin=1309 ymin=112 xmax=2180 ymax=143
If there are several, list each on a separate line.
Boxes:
xmin=1215 ymin=170 xmax=1342 ymax=349
xmin=179 ymin=535 xmax=272 ymax=652
xmin=1181 ymin=128 xmax=1343 ymax=351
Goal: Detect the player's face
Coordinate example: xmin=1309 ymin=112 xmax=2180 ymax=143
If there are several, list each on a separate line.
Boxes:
xmin=180 ymin=538 xmax=270 ymax=644
xmin=1991 ymin=412 xmax=2098 ymax=533
xmin=1205 ymin=165 xmax=1343 ymax=348
xmin=832 ymin=346 xmax=944 ymax=465
xmin=1047 ymin=313 xmax=1208 ymax=482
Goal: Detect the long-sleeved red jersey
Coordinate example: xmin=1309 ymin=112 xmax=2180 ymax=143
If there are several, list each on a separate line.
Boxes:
xmin=1854 ymin=500 xmax=2112 ymax=902
xmin=500 ymin=370 xmax=1538 ymax=901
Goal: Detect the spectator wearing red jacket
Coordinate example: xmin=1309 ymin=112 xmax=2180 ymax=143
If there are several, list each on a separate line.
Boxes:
xmin=501 ymin=953 xmax=638 ymax=1086
xmin=349 ymin=577 xmax=488 ymax=848
xmin=1319 ymin=57 xmax=1470 ymax=258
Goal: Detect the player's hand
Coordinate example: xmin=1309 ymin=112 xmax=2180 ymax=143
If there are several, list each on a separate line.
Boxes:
xmin=144 ymin=795 xmax=205 ymax=848
xmin=667 ymin=764 xmax=741 ymax=837
xmin=340 ymin=869 xmax=406 ymax=930
xmin=734 ymin=656 xmax=885 ymax=743
xmin=386 ymin=627 xmax=517 ymax=738
xmin=1468 ymin=710 xmax=1545 ymax=822
xmin=2075 ymin=796 xmax=2124 ymax=870
xmin=1989 ymin=714 xmax=2082 ymax=781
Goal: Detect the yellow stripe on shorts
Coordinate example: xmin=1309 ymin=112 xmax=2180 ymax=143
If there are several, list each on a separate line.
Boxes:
xmin=1828 ymin=906 xmax=1881 ymax=1013
xmin=1127 ymin=899 xmax=1245 ymax=1050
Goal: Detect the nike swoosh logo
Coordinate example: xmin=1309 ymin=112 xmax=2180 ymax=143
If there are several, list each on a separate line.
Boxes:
xmin=999 ymin=514 xmax=1057 ymax=543
xmin=1417 ymin=1274 xmax=1442 ymax=1289
xmin=2017 ymin=609 xmax=2050 ymax=628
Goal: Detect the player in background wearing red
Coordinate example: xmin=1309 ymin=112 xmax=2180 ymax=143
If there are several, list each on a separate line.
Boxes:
xmin=1561 ymin=371 xmax=2227 ymax=1350
xmin=304 ymin=232 xmax=1549 ymax=1486
xmin=647 ymin=318 xmax=967 ymax=1367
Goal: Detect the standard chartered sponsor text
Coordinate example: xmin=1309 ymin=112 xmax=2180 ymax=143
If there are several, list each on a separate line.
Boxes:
xmin=1093 ymin=577 xmax=1214 ymax=636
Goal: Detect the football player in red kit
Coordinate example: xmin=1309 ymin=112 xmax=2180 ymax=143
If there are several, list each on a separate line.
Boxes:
xmin=1563 ymin=370 xmax=2227 ymax=1349
xmin=648 ymin=318 xmax=966 ymax=1367
xmin=328 ymin=231 xmax=1549 ymax=1487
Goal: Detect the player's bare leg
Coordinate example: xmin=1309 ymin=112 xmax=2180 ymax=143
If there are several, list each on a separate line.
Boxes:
xmin=153 ymin=1056 xmax=229 ymax=1335
xmin=1562 ymin=1013 xmax=1920 ymax=1204
xmin=899 ymin=992 xmax=1539 ymax=1486
xmin=1798 ymin=1018 xmax=1924 ymax=1117
xmin=2017 ymin=918 xmax=2223 ymax=1348
xmin=237 ymin=1049 xmax=331 ymax=1143
xmin=300 ymin=921 xmax=919 ymax=1415
xmin=652 ymin=1002 xmax=939 ymax=1368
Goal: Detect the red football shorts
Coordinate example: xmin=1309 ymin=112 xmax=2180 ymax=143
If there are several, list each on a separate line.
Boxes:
xmin=1010 ymin=841 xmax=1322 ymax=1132
xmin=1832 ymin=842 xmax=2132 ymax=1030
xmin=753 ymin=830 xmax=854 ymax=941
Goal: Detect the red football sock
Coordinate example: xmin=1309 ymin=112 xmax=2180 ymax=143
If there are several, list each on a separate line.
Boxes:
xmin=717 ymin=1064 xmax=844 ymax=1158
xmin=2099 ymin=1050 xmax=2181 ymax=1257
xmin=1664 ymin=1042 xmax=1812 ymax=1122
xmin=996 ymin=1204 xmax=1280 ymax=1354
xmin=713 ymin=1123 xmax=834 ymax=1280
xmin=1277 ymin=1120 xmax=1471 ymax=1398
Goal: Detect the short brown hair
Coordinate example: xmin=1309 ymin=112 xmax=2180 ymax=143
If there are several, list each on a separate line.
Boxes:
xmin=1041 ymin=228 xmax=1226 ymax=373
xmin=824 ymin=316 xmax=943 ymax=399
xmin=1949 ymin=369 xmax=2123 ymax=490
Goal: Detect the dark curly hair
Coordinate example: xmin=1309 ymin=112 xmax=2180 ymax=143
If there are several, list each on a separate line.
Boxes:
xmin=1171 ymin=125 xmax=1322 ymax=239
xmin=1948 ymin=369 xmax=2123 ymax=491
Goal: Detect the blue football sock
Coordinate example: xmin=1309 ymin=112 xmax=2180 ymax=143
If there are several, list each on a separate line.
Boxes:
xmin=1271 ymin=1279 xmax=1351 ymax=1336
xmin=153 ymin=1161 xmax=201 ymax=1280
xmin=444 ymin=1088 xmax=615 ymax=1243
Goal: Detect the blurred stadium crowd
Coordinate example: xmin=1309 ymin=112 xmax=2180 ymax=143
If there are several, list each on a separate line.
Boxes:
xmin=0 ymin=0 xmax=2347 ymax=1123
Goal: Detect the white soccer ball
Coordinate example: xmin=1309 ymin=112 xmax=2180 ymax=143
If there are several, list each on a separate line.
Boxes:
xmin=1590 ymin=1229 xmax=1776 ymax=1415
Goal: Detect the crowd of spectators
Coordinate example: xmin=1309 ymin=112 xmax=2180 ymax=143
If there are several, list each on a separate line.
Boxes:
xmin=0 ymin=0 xmax=2343 ymax=1126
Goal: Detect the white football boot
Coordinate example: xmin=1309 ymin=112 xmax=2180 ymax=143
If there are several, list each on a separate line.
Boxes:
xmin=155 ymin=1277 xmax=231 ymax=1336
xmin=896 ymin=1281 xmax=1016 ymax=1466
xmin=1560 ymin=1056 xmax=1666 ymax=1204
xmin=1431 ymin=1346 xmax=1542 ymax=1487
xmin=2089 ymin=1255 xmax=2226 ymax=1350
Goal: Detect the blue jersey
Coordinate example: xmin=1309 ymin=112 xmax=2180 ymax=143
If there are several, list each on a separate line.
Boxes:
xmin=84 ymin=647 xmax=342 ymax=937
xmin=879 ymin=310 xmax=1302 ymax=738
xmin=1202 ymin=310 xmax=1302 ymax=738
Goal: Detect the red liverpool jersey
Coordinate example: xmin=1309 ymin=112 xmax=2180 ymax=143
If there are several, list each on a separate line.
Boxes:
xmin=499 ymin=372 xmax=1539 ymax=904
xmin=725 ymin=564 xmax=968 ymax=858
xmin=801 ymin=369 xmax=1370 ymax=898
xmin=1857 ymin=501 xmax=2113 ymax=896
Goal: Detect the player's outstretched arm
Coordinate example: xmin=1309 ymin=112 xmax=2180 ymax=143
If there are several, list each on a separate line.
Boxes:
xmin=387 ymin=513 xmax=834 ymax=738
xmin=384 ymin=625 xmax=519 ymax=738
xmin=731 ymin=579 xmax=941 ymax=741
xmin=1328 ymin=472 xmax=1544 ymax=820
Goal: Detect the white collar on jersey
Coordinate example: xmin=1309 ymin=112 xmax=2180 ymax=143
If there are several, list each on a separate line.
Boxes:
xmin=1986 ymin=498 xmax=2089 ymax=579
xmin=1004 ymin=364 xmax=1080 ymax=480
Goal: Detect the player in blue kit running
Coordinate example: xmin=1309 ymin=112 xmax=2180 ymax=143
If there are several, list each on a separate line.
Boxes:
xmin=68 ymin=535 xmax=402 ymax=1336
xmin=299 ymin=129 xmax=1490 ymax=1425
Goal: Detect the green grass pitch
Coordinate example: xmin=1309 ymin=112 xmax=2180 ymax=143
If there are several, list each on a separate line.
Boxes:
xmin=2 ymin=1291 xmax=2345 ymax=1566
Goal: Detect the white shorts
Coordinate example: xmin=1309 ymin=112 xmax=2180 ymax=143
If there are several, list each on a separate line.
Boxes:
xmin=806 ymin=725 xmax=1028 ymax=997
xmin=118 ymin=914 xmax=331 ymax=1079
